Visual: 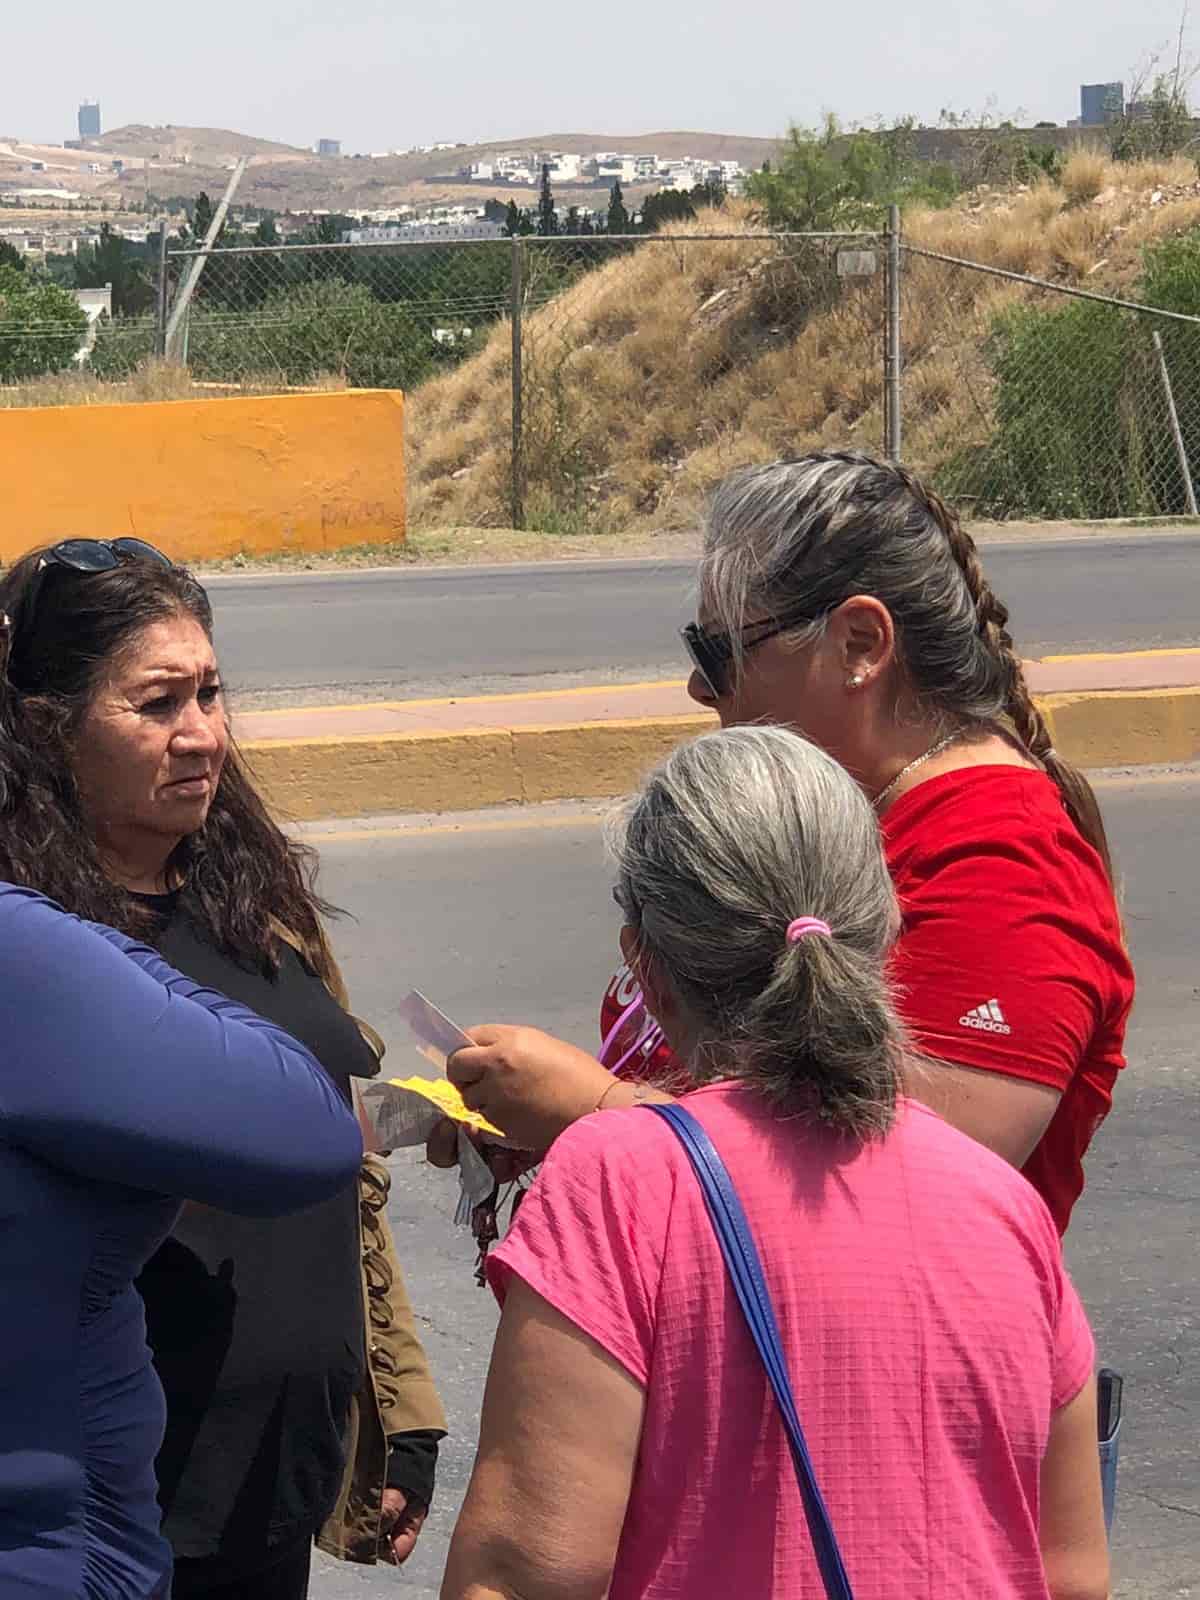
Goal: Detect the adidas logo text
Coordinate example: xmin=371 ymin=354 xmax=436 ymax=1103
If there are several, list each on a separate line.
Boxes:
xmin=959 ymin=998 xmax=1012 ymax=1036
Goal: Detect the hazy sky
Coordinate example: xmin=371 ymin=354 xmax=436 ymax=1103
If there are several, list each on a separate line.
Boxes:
xmin=5 ymin=0 xmax=1191 ymax=151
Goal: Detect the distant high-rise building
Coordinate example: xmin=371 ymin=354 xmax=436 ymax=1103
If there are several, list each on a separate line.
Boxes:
xmin=1080 ymin=83 xmax=1124 ymax=126
xmin=317 ymin=138 xmax=341 ymax=158
xmin=78 ymin=100 xmax=101 ymax=139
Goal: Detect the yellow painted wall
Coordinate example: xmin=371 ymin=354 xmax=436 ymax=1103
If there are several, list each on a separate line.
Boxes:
xmin=0 ymin=389 xmax=405 ymax=563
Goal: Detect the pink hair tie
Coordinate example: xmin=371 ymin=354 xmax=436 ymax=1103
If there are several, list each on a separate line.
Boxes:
xmin=786 ymin=917 xmax=832 ymax=944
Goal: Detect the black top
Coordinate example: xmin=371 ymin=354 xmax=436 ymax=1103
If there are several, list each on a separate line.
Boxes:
xmin=135 ymin=893 xmax=379 ymax=1571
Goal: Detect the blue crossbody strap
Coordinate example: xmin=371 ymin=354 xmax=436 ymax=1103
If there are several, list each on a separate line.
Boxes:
xmin=645 ymin=1102 xmax=855 ymax=1600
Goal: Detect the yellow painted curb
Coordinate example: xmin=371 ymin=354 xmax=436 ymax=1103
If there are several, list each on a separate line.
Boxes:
xmin=243 ymin=728 xmax=524 ymax=820
xmin=1041 ymin=685 xmax=1200 ymax=768
xmin=241 ymin=690 xmax=1200 ymax=822
xmin=511 ymin=715 xmax=715 ymax=805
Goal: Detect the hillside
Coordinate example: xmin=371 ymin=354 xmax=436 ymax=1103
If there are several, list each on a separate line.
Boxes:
xmin=404 ymin=155 xmax=1200 ymax=531
xmin=97 ymin=124 xmax=311 ymax=162
xmin=0 ymin=122 xmax=779 ymax=215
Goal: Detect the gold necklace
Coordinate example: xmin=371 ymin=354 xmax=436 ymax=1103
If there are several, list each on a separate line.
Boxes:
xmin=872 ymin=731 xmax=962 ymax=811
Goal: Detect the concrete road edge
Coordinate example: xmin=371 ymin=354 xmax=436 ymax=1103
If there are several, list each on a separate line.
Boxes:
xmin=241 ymin=688 xmax=1200 ymax=822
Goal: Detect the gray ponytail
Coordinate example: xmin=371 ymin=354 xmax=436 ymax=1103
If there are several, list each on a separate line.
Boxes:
xmin=610 ymin=726 xmax=905 ymax=1137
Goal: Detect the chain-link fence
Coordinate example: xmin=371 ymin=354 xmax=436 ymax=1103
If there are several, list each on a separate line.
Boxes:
xmin=158 ymin=239 xmax=515 ymax=390
xmin=499 ymin=232 xmax=886 ymax=532
xmin=158 ymin=231 xmax=890 ymax=532
xmin=900 ymin=244 xmax=1200 ymax=521
xmin=5 ymin=219 xmax=1200 ymax=529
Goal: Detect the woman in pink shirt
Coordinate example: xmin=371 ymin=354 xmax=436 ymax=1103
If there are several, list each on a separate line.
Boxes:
xmin=442 ymin=727 xmax=1108 ymax=1600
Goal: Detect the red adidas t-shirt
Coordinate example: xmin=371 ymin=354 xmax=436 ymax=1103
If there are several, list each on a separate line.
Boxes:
xmin=599 ymin=766 xmax=1134 ymax=1234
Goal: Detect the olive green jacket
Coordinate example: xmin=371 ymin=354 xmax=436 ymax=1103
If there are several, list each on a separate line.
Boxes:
xmin=316 ymin=1152 xmax=448 ymax=1564
xmin=275 ymin=929 xmax=447 ymax=1566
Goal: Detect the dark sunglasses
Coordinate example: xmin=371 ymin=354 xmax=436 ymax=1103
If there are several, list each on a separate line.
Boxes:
xmin=680 ymin=610 xmax=814 ymax=700
xmin=16 ymin=537 xmax=172 ymax=643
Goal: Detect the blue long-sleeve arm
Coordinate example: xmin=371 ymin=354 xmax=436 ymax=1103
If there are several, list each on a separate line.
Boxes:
xmin=0 ymin=885 xmax=362 ymax=1215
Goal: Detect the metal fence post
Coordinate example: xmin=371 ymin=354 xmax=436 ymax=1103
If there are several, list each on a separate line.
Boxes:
xmin=164 ymin=157 xmax=247 ymax=359
xmin=1152 ymin=329 xmax=1198 ymax=516
xmin=155 ymin=219 xmax=169 ymax=358
xmin=885 ymin=204 xmax=902 ymax=461
xmin=510 ymin=236 xmax=525 ymax=530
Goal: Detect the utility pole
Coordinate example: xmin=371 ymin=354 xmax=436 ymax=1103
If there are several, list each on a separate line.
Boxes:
xmin=164 ymin=157 xmax=247 ymax=359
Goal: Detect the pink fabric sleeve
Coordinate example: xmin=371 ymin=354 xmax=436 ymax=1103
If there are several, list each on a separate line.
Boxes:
xmin=1052 ymin=1265 xmax=1096 ymax=1413
xmin=487 ymin=1110 xmax=673 ymax=1387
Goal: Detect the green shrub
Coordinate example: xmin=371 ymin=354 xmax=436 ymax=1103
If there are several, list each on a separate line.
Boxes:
xmin=1140 ymin=229 xmax=1200 ymax=511
xmin=941 ymin=298 xmax=1161 ymax=518
xmin=88 ymin=313 xmax=156 ymax=379
xmin=746 ymin=117 xmax=958 ymax=232
xmin=186 ymin=278 xmax=437 ymax=388
xmin=0 ymin=266 xmax=89 ymax=381
xmin=944 ymin=228 xmax=1200 ymax=519
xmin=89 ymin=279 xmax=453 ymax=390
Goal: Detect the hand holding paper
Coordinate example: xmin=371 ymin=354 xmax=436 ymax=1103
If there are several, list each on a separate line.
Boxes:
xmin=444 ymin=1023 xmax=615 ymax=1151
xmin=360 ymin=991 xmax=507 ymax=1135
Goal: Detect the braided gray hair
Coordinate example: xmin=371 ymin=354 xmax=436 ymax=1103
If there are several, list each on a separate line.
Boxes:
xmin=699 ymin=451 xmax=1115 ymax=882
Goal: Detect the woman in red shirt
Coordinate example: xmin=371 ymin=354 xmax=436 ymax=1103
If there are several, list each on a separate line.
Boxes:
xmin=442 ymin=451 xmax=1133 ymax=1235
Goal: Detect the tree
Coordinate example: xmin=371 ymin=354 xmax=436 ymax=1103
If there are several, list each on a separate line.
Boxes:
xmin=0 ymin=240 xmax=23 ymax=273
xmin=504 ymin=199 xmax=523 ymax=237
xmin=0 ymin=264 xmax=89 ymax=380
xmin=316 ymin=215 xmax=340 ymax=244
xmin=564 ymin=205 xmax=581 ymax=235
xmin=746 ymin=115 xmax=956 ymax=231
xmin=1109 ymin=71 xmax=1196 ymax=160
xmin=73 ymin=224 xmax=155 ymax=316
xmin=1110 ymin=12 xmax=1198 ymax=161
xmin=187 ymin=277 xmax=437 ymax=389
xmin=189 ymin=191 xmax=220 ymax=246
xmin=607 ymin=179 xmax=629 ymax=235
xmin=254 ymin=213 xmax=280 ymax=246
xmin=537 ymin=163 xmax=559 ymax=236
xmin=640 ymin=186 xmax=696 ymax=232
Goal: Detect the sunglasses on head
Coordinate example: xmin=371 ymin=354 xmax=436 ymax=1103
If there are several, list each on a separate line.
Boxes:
xmin=680 ymin=608 xmax=816 ymax=700
xmin=14 ymin=537 xmax=172 ymax=643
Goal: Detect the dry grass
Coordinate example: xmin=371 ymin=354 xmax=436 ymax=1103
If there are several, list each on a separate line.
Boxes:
xmin=0 ymin=361 xmax=193 ymax=409
xmin=0 ymin=360 xmax=347 ymax=409
xmin=400 ymin=168 xmax=1200 ymax=533
xmin=1046 ymin=207 xmax=1113 ymax=278
xmin=1025 ymin=180 xmax=1066 ymax=228
xmin=1061 ymin=147 xmax=1109 ymax=205
xmin=1121 ymin=155 xmax=1197 ymax=191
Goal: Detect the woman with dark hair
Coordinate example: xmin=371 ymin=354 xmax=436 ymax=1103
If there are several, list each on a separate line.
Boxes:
xmin=435 ymin=453 xmax=1133 ymax=1239
xmin=0 ymin=539 xmax=446 ymax=1600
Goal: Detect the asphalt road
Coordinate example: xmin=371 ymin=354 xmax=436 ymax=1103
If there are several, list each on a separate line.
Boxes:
xmin=210 ymin=536 xmax=1200 ymax=708
xmin=304 ymin=768 xmax=1200 ymax=1600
